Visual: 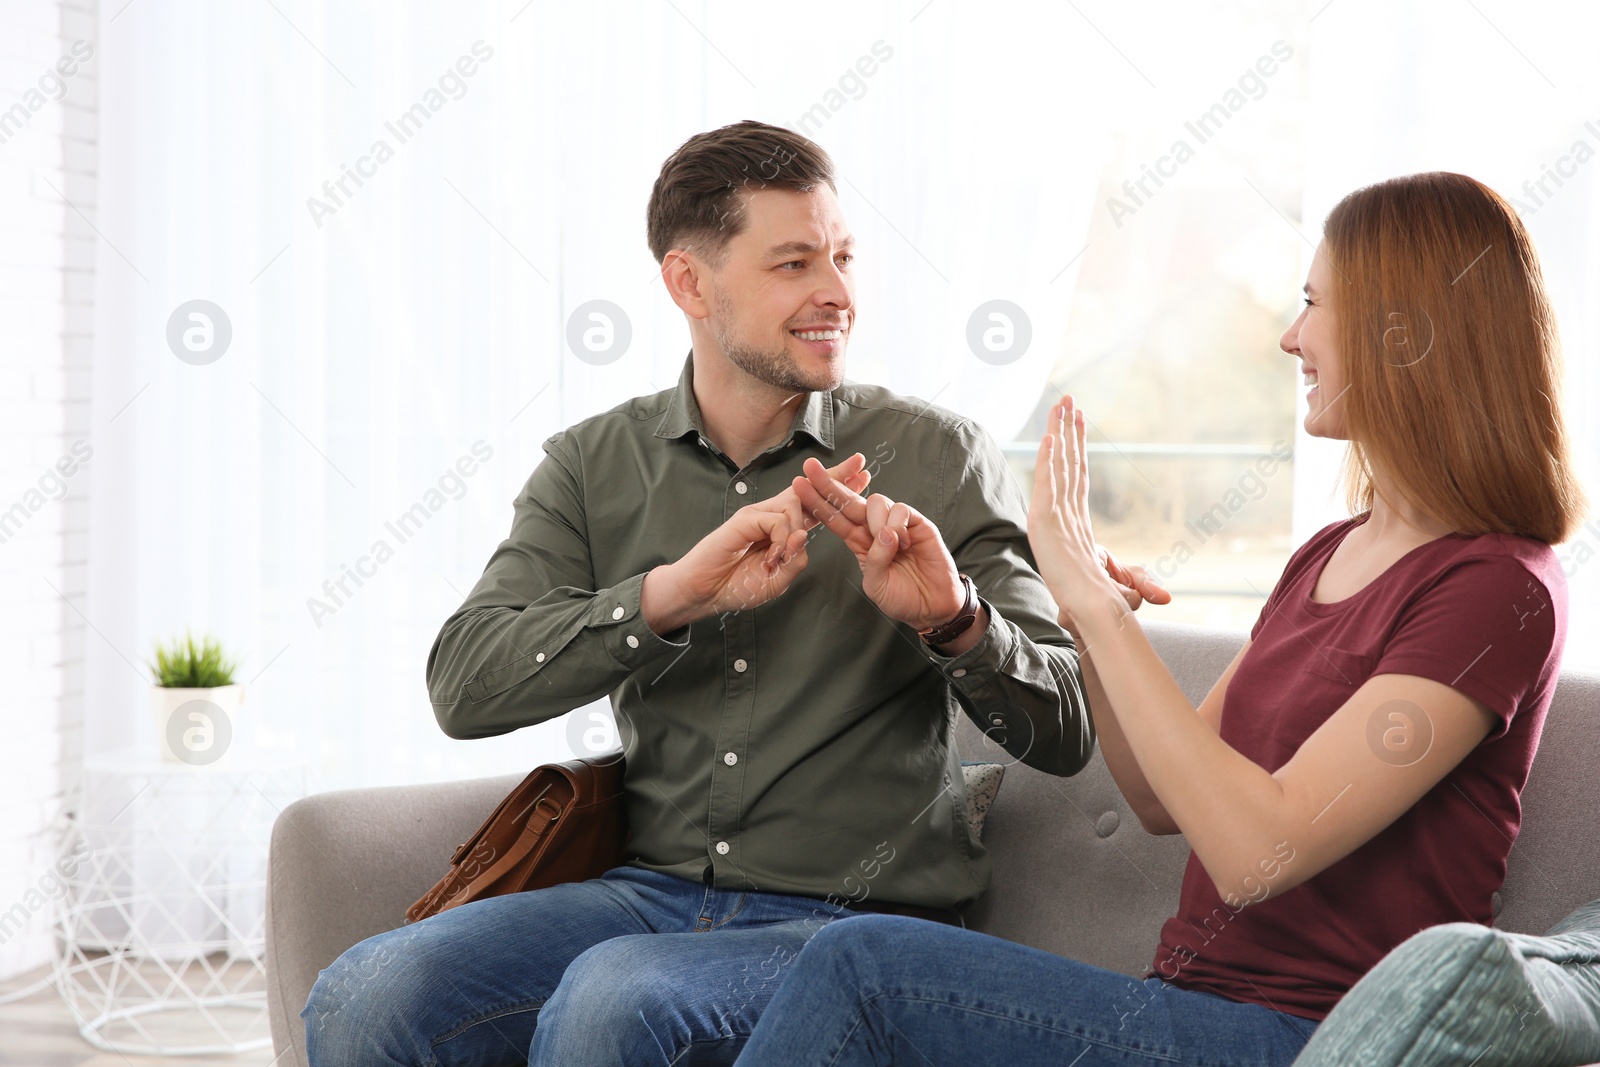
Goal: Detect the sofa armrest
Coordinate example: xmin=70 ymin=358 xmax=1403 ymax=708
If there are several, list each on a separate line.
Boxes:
xmin=265 ymin=772 xmax=523 ymax=1067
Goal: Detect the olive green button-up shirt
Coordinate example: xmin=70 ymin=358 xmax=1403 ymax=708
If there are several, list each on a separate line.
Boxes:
xmin=426 ymin=354 xmax=1092 ymax=910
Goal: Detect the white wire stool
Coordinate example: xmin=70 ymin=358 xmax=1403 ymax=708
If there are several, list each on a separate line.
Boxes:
xmin=50 ymin=748 xmax=309 ymax=1055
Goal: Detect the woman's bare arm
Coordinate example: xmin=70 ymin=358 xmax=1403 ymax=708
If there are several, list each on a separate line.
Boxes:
xmin=1069 ymin=625 xmax=1245 ymax=836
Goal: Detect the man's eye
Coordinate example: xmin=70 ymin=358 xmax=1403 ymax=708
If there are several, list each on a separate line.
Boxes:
xmin=836 ymin=254 xmax=854 ymax=267
xmin=780 ymin=260 xmax=805 ymax=270
xmin=1302 ymin=297 xmax=1314 ymax=307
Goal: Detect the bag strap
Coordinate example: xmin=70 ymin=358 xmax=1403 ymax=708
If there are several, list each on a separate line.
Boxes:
xmin=430 ymin=787 xmax=570 ymax=913
xmin=449 ymin=766 xmax=551 ymax=865
xmin=456 ymin=793 xmax=566 ymax=885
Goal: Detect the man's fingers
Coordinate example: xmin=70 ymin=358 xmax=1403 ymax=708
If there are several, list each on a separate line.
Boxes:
xmin=864 ymin=514 xmax=900 ymax=579
xmin=803 ymin=456 xmax=870 ymax=525
xmin=885 ymin=497 xmax=911 ymax=527
xmin=788 ymin=468 xmax=869 ymax=533
xmin=761 ymin=517 xmax=793 ymax=566
xmin=865 ymin=493 xmax=892 ymax=541
xmin=825 ymin=452 xmax=868 ymax=482
xmin=792 ymin=475 xmax=843 ymax=523
xmin=793 ymin=475 xmax=872 ymax=550
xmin=759 ymin=532 xmax=811 ymax=601
xmin=884 ymin=499 xmax=914 ymax=550
xmin=772 ymin=528 xmax=809 ymax=574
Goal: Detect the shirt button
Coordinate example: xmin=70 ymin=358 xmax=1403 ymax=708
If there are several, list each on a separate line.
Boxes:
xmin=626 ymin=635 xmax=639 ymax=649
xmin=734 ymin=480 xmax=748 ymax=495
xmin=536 ymin=652 xmax=546 ymax=663
xmin=723 ymin=752 xmax=738 ymax=766
xmin=952 ymin=668 xmax=967 ymax=678
xmin=733 ymin=658 xmax=748 ymax=673
xmin=612 ymin=606 xmax=625 ymax=620
xmin=715 ymin=841 xmax=730 ymax=855
xmin=990 ymin=715 xmax=1004 ymax=726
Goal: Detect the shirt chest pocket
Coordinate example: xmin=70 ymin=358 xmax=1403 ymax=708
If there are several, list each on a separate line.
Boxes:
xmin=1273 ymin=646 xmax=1377 ymax=753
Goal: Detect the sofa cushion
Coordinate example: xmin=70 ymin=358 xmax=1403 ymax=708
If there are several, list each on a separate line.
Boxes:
xmin=1292 ymin=899 xmax=1600 ymax=1066
xmin=961 ymin=761 xmax=1004 ymax=839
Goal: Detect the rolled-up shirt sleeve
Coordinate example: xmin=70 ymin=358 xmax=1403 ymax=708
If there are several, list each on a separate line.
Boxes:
xmin=921 ymin=419 xmax=1094 ymax=777
xmin=425 ymin=434 xmax=687 ymax=740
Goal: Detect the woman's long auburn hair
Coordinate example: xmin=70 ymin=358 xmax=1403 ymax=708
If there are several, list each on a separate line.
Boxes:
xmin=1321 ymin=171 xmax=1586 ymax=545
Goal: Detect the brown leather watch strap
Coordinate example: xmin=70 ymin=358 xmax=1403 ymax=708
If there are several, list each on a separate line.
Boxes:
xmin=918 ymin=573 xmax=978 ymax=647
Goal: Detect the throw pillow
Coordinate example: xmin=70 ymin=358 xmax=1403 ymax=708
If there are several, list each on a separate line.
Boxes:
xmin=1292 ymin=898 xmax=1600 ymax=1067
xmin=961 ymin=761 xmax=1005 ymax=839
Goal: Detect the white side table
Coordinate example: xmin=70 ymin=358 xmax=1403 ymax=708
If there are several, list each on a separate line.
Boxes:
xmin=51 ymin=747 xmax=309 ymax=1055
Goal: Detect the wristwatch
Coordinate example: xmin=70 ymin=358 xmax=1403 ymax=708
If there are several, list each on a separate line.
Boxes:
xmin=918 ymin=573 xmax=979 ymax=647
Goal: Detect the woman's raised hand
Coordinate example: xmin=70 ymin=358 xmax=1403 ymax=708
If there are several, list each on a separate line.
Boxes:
xmin=1028 ymin=395 xmax=1169 ymax=624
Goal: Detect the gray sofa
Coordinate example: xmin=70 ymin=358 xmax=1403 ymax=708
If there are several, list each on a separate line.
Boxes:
xmin=265 ymin=619 xmax=1600 ymax=1067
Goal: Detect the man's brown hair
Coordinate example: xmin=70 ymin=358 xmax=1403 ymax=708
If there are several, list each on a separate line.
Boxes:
xmin=647 ymin=120 xmax=836 ymax=265
xmin=1323 ymin=171 xmax=1586 ymax=544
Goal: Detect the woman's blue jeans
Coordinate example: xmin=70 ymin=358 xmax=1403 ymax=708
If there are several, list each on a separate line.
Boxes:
xmin=733 ymin=915 xmax=1320 ymax=1067
xmin=302 ymin=866 xmax=847 ymax=1066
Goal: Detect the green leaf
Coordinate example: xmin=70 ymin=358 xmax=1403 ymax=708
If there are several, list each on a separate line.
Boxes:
xmin=145 ymin=629 xmax=239 ymax=688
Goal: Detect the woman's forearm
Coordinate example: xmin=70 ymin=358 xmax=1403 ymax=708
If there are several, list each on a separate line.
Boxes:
xmin=1068 ymin=590 xmax=1288 ymax=896
xmin=1066 ymin=621 xmax=1178 ymax=834
xmin=1027 ymin=397 xmax=1288 ymax=895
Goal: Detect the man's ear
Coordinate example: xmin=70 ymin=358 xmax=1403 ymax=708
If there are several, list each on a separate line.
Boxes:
xmin=660 ymin=249 xmax=712 ymax=321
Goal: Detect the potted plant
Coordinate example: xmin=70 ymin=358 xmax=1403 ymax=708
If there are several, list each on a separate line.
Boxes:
xmin=145 ymin=632 xmax=244 ymax=763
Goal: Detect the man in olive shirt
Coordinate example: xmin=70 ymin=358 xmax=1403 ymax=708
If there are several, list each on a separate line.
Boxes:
xmin=304 ymin=121 xmax=1149 ymax=1067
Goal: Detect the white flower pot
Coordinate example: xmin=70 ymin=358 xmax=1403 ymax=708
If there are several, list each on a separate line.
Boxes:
xmin=149 ymin=684 xmax=244 ymax=763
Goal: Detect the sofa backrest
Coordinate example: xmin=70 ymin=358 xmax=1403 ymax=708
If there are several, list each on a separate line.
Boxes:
xmin=957 ymin=618 xmax=1600 ymax=975
xmin=1496 ymin=664 xmax=1600 ymax=935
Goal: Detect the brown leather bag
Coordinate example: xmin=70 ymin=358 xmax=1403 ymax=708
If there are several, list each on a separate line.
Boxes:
xmin=406 ymin=755 xmax=628 ymax=923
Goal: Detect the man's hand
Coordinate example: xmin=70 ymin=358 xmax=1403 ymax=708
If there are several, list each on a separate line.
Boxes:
xmin=640 ymin=453 xmax=872 ymax=635
xmin=791 ymin=457 xmax=965 ymax=632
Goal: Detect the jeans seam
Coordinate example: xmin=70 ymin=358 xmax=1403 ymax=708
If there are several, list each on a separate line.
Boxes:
xmin=664 ymin=1035 xmax=745 ymax=1066
xmin=702 ymin=892 xmax=750 ymax=931
xmin=428 ymin=998 xmax=545 ymax=1048
xmin=824 ymin=1011 xmax=873 ymax=1067
xmin=863 ymin=990 xmax=1185 ymax=1062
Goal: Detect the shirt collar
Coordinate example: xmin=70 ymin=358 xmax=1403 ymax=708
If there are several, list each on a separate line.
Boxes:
xmin=654 ymin=351 xmax=836 ymax=452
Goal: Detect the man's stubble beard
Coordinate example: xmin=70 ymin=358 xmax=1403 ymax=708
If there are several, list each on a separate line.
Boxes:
xmin=712 ymin=288 xmax=845 ymax=395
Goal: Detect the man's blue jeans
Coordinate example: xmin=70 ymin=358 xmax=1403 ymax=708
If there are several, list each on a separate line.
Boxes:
xmin=733 ymin=915 xmax=1321 ymax=1066
xmin=301 ymin=866 xmax=849 ymax=1066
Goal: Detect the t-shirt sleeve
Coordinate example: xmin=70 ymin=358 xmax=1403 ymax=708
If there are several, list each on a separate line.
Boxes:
xmin=1249 ymin=582 xmax=1280 ymax=642
xmin=1370 ymin=554 xmax=1559 ymax=737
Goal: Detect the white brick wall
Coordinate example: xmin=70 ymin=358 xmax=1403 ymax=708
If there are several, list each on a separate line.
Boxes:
xmin=0 ymin=0 xmax=98 ymax=981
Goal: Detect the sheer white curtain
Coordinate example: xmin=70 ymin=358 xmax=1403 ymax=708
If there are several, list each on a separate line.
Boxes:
xmin=85 ymin=0 xmax=1109 ymax=790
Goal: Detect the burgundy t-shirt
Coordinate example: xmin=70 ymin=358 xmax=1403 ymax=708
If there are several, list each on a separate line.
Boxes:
xmin=1149 ymin=516 xmax=1566 ymax=1020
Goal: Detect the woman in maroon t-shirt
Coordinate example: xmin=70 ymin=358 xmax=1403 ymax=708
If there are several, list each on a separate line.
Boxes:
xmin=734 ymin=172 xmax=1586 ymax=1066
